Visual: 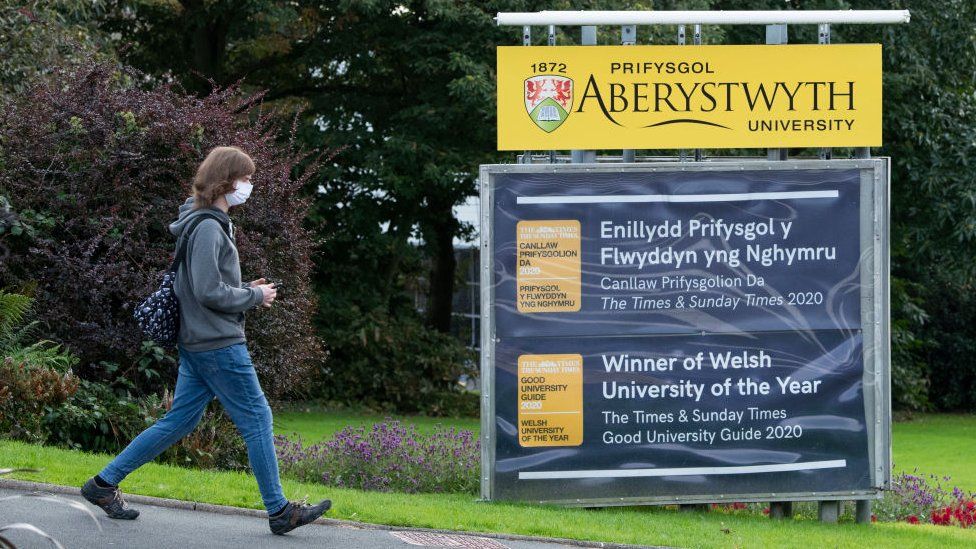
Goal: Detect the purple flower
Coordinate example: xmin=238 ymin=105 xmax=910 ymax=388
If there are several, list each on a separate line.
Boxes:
xmin=274 ymin=422 xmax=479 ymax=494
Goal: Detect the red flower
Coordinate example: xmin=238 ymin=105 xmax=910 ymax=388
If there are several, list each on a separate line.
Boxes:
xmin=906 ymin=515 xmax=920 ymax=524
xmin=931 ymin=507 xmax=952 ymax=526
xmin=952 ymin=502 xmax=976 ymax=528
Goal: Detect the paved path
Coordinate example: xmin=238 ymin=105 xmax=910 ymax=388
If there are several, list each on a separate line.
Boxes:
xmin=0 ymin=488 xmax=593 ymax=549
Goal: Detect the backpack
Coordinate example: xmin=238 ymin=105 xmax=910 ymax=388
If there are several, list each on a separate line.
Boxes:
xmin=133 ymin=212 xmax=229 ymax=346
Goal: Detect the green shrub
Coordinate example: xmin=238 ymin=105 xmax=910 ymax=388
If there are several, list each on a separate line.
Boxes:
xmin=0 ymin=288 xmax=78 ymax=372
xmin=41 ymin=378 xmax=146 ymax=454
xmin=0 ymin=357 xmax=79 ymax=443
xmin=890 ymin=278 xmax=931 ymax=411
xmin=146 ymin=390 xmax=249 ymax=471
xmin=43 ymin=379 xmax=247 ymax=471
xmin=917 ymin=278 xmax=976 ymax=411
xmin=313 ymin=308 xmax=476 ymax=416
xmin=0 ymin=288 xmax=82 ymax=442
xmin=17 ymin=373 xmax=247 ymax=471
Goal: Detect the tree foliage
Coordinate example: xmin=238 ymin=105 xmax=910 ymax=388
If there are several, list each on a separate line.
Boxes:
xmin=0 ymin=1 xmax=113 ymax=99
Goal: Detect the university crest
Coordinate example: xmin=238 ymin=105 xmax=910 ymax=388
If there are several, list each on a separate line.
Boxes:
xmin=524 ymin=75 xmax=573 ymax=132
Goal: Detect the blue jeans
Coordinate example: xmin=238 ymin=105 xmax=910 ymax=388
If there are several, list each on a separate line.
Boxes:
xmin=99 ymin=343 xmax=288 ymax=513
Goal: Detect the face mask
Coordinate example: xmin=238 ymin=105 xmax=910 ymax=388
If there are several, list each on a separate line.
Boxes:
xmin=225 ymin=180 xmax=253 ymax=207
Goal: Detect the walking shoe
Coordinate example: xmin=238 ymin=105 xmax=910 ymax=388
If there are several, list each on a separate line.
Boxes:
xmin=269 ymin=498 xmax=332 ymax=535
xmin=81 ymin=477 xmax=140 ymax=520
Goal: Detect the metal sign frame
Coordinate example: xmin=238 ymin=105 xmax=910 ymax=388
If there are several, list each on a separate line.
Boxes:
xmin=479 ymin=158 xmax=891 ymax=507
xmin=496 ymin=10 xmax=910 ymax=26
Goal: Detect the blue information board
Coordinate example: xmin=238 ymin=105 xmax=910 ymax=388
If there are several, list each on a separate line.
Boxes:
xmin=481 ymin=161 xmax=890 ymax=505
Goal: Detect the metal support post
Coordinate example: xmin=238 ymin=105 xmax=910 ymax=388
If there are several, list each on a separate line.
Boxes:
xmin=818 ymin=23 xmax=832 ymax=160
xmin=677 ymin=25 xmax=688 ymax=162
xmin=548 ymin=25 xmax=557 ymax=163
xmin=769 ymin=501 xmax=793 ymax=519
xmin=767 ymin=22 xmax=791 ymax=518
xmin=765 ymin=24 xmax=788 ymax=161
xmin=621 ymin=23 xmax=635 ymax=46
xmin=693 ymin=24 xmax=702 ymax=162
xmin=819 ymin=500 xmax=841 ymax=523
xmin=856 ymin=500 xmax=872 ymax=523
xmin=621 ymin=24 xmax=636 ymax=163
xmin=520 ymin=25 xmax=532 ymax=164
xmin=571 ymin=26 xmax=597 ymax=164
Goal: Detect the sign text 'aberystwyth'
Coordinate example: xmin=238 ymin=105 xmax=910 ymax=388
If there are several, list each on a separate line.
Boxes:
xmin=497 ymin=45 xmax=881 ymax=150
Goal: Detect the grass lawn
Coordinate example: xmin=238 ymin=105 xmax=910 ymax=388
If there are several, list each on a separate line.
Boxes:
xmin=892 ymin=414 xmax=976 ymax=492
xmin=2 ymin=439 xmax=975 ymax=549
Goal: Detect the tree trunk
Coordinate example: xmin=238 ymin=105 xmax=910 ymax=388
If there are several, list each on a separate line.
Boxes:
xmin=180 ymin=0 xmax=231 ymax=95
xmin=425 ymin=201 xmax=458 ymax=333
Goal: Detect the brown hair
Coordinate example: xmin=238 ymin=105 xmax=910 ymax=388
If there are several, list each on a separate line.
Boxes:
xmin=192 ymin=146 xmax=255 ymax=209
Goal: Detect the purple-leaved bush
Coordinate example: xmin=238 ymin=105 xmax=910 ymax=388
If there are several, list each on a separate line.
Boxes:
xmin=0 ymin=58 xmax=326 ymax=400
xmin=275 ymin=420 xmax=479 ymax=494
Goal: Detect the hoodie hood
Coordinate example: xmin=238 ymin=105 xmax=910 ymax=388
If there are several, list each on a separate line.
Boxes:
xmin=168 ymin=197 xmax=232 ymax=238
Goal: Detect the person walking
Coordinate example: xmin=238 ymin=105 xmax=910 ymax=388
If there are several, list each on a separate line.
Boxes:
xmin=81 ymin=146 xmax=331 ymax=535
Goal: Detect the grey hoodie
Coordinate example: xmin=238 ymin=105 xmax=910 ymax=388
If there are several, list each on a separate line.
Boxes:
xmin=168 ymin=198 xmax=264 ymax=352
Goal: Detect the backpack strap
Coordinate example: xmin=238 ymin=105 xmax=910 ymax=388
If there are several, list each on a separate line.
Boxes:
xmin=168 ymin=211 xmax=231 ymax=272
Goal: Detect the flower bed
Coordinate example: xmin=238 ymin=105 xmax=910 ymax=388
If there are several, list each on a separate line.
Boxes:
xmin=876 ymin=470 xmax=976 ymax=528
xmin=686 ymin=470 xmax=976 ymax=529
xmin=275 ymin=420 xmax=479 ymax=494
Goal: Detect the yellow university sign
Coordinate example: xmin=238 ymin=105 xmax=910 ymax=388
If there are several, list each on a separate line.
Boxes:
xmin=497 ymin=44 xmax=882 ymax=150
